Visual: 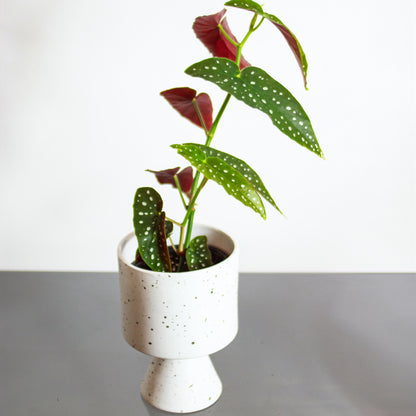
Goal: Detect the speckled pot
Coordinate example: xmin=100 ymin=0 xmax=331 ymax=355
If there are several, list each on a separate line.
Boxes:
xmin=117 ymin=225 xmax=239 ymax=413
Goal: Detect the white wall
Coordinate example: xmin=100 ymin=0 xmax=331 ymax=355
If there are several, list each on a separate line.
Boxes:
xmin=1 ymin=0 xmax=415 ymax=272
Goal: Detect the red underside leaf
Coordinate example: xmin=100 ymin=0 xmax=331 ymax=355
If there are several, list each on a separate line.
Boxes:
xmin=176 ymin=166 xmax=194 ymax=197
xmin=148 ymin=167 xmax=180 ymax=185
xmin=268 ymin=19 xmax=308 ymax=88
xmin=160 ymin=87 xmax=213 ymax=130
xmin=193 ymin=9 xmax=250 ymax=69
xmin=147 ymin=166 xmax=194 ymax=198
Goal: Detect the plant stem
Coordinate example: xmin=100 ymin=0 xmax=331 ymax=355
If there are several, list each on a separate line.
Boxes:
xmin=192 ymin=98 xmax=209 ymax=135
xmin=207 ymin=93 xmax=232 ymax=145
xmin=253 ymin=16 xmax=265 ymax=31
xmin=173 ymin=174 xmax=188 ymax=210
xmin=181 ymin=177 xmax=208 ymax=228
xmin=218 ymin=23 xmax=239 ymax=47
xmin=178 ymin=14 xmax=265 ymax=261
xmin=178 ymin=177 xmax=208 ymax=254
xmin=180 ymin=90 xmax=232 ymax=253
xmin=177 ymin=176 xmax=208 ymax=271
xmin=166 ymin=216 xmax=183 ymax=227
xmin=169 ymin=235 xmax=178 ymax=255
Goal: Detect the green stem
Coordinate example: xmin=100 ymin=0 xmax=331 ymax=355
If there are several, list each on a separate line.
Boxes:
xmin=236 ymin=22 xmax=256 ymax=67
xmin=207 ymin=93 xmax=232 ymax=145
xmin=181 ymin=177 xmax=208 ymax=228
xmin=192 ymin=98 xmax=209 ymax=136
xmin=218 ymin=23 xmax=239 ymax=47
xmin=178 ymin=177 xmax=208 ymax=271
xmin=253 ymin=16 xmax=265 ymax=31
xmin=181 ymin=91 xmax=232 ymax=253
xmin=178 ymin=226 xmax=186 ymax=257
xmin=179 ymin=13 xmax=265 ymax=262
xmin=166 ymin=216 xmax=182 ymax=227
xmin=183 ymin=211 xmax=196 ymax=253
xmin=173 ymin=174 xmax=188 ymax=210
xmin=178 ymin=177 xmax=208 ymax=254
xmin=169 ymin=235 xmax=178 ymax=255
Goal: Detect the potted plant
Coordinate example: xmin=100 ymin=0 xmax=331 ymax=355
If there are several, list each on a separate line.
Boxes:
xmin=117 ymin=0 xmax=323 ymax=413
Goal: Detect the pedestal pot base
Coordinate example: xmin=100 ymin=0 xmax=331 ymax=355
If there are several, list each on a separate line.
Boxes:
xmin=141 ymin=356 xmax=222 ymax=413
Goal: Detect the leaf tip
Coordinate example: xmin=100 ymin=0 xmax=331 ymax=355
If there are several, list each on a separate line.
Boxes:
xmin=276 ymin=206 xmax=285 ymax=217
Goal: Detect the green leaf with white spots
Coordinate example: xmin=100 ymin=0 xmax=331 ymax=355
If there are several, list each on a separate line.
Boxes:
xmin=186 ymin=235 xmax=213 ymax=271
xmin=185 ymin=58 xmax=323 ymax=158
xmin=183 ymin=143 xmax=282 ymax=215
xmin=133 ymin=187 xmax=172 ymax=272
xmin=172 ymin=143 xmax=266 ymax=219
xmin=225 ymin=0 xmax=309 ymax=88
xmin=225 ymin=0 xmax=263 ymax=14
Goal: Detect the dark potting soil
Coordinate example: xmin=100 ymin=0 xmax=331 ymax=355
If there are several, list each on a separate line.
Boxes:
xmin=132 ymin=245 xmax=228 ymax=272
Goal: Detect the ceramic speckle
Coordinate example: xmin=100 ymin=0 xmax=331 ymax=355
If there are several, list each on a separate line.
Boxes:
xmin=117 ymin=225 xmax=239 ymax=413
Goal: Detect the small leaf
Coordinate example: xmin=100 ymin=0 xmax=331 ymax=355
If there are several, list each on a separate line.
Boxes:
xmin=193 ymin=9 xmax=250 ymax=69
xmin=165 ymin=220 xmax=173 ymax=237
xmin=176 ymin=166 xmax=194 ymax=197
xmin=184 ymin=143 xmax=282 ymax=214
xmin=147 ymin=167 xmax=180 ymax=185
xmin=133 ymin=187 xmax=172 ymax=272
xmin=160 ymin=88 xmax=213 ymax=130
xmin=147 ymin=166 xmax=194 ymax=197
xmin=265 ymin=13 xmax=308 ymax=89
xmin=185 ymin=58 xmax=323 ymax=158
xmin=172 ymin=143 xmax=266 ymax=219
xmin=225 ymin=0 xmax=308 ymax=88
xmin=186 ymin=235 xmax=213 ymax=271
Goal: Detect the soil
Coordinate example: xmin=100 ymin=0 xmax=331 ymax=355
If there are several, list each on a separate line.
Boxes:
xmin=132 ymin=245 xmax=228 ymax=272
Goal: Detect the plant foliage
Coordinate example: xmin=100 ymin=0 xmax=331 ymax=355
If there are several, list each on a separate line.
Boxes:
xmin=132 ymin=0 xmax=323 ymax=272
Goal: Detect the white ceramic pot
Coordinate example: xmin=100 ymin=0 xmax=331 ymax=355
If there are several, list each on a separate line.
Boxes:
xmin=117 ymin=225 xmax=239 ymax=413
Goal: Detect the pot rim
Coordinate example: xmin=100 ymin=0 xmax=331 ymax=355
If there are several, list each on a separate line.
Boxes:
xmin=117 ymin=223 xmax=237 ymax=276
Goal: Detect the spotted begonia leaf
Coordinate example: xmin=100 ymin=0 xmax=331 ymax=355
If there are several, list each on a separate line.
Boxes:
xmin=225 ymin=0 xmax=308 ymax=88
xmin=185 ymin=58 xmax=323 ymax=158
xmin=160 ymin=88 xmax=213 ymax=130
xmin=172 ymin=143 xmax=266 ymax=218
xmin=147 ymin=166 xmax=194 ymax=198
xmin=186 ymin=235 xmax=213 ymax=271
xmin=133 ymin=187 xmax=172 ymax=272
xmin=193 ymin=9 xmax=250 ymax=69
xmin=183 ymin=143 xmax=282 ymax=214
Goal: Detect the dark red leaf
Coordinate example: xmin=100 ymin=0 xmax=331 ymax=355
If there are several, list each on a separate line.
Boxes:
xmin=147 ymin=166 xmax=194 ymax=198
xmin=148 ymin=167 xmax=180 ymax=186
xmin=193 ymin=9 xmax=250 ymax=69
xmin=160 ymin=87 xmax=213 ymax=130
xmin=267 ymin=18 xmax=308 ymax=88
xmin=176 ymin=166 xmax=194 ymax=197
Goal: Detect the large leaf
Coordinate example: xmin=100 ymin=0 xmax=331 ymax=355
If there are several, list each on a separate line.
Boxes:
xmin=185 ymin=58 xmax=323 ymax=158
xmin=172 ymin=143 xmax=266 ymax=219
xmin=183 ymin=143 xmax=282 ymax=214
xmin=133 ymin=187 xmax=172 ymax=272
xmin=186 ymin=235 xmax=213 ymax=271
xmin=160 ymin=88 xmax=213 ymax=130
xmin=193 ymin=9 xmax=250 ymax=69
xmin=225 ymin=0 xmax=308 ymax=88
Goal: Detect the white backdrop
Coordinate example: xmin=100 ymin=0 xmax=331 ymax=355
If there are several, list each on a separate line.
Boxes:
xmin=1 ymin=0 xmax=415 ymax=272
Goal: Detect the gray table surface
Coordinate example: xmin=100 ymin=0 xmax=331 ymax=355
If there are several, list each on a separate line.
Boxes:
xmin=1 ymin=272 xmax=415 ymax=416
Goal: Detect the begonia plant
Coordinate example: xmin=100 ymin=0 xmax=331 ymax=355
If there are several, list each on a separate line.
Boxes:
xmin=133 ymin=0 xmax=323 ymax=272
